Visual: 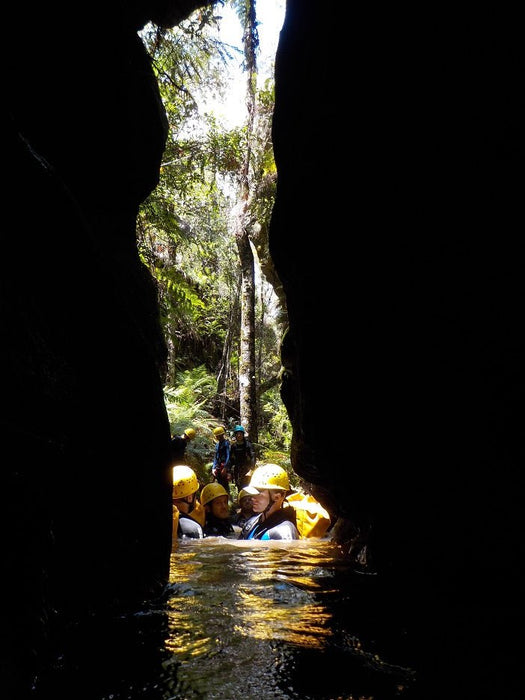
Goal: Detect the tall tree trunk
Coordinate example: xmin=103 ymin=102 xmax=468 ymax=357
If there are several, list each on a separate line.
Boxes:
xmin=233 ymin=0 xmax=259 ymax=444
xmin=217 ymin=296 xmax=238 ymax=420
xmin=236 ymin=231 xmax=257 ymax=443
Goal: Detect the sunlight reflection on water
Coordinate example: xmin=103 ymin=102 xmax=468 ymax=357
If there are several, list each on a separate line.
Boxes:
xmin=163 ymin=538 xmax=415 ymax=699
xmin=29 ymin=537 xmax=415 ymax=699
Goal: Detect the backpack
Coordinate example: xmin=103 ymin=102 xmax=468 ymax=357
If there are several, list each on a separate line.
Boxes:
xmin=286 ymin=492 xmax=332 ymax=538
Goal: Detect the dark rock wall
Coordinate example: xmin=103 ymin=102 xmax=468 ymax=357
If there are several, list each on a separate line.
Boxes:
xmin=2 ymin=1 xmax=212 ymax=695
xmin=271 ymin=2 xmax=524 ymax=696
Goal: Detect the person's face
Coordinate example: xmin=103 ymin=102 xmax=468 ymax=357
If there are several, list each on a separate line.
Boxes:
xmin=250 ymin=489 xmax=284 ymax=514
xmin=210 ymin=495 xmax=230 ymax=520
xmin=234 ymin=432 xmax=244 ymax=442
xmin=173 ymin=491 xmax=196 ymax=513
xmin=239 ymin=495 xmax=253 ymax=514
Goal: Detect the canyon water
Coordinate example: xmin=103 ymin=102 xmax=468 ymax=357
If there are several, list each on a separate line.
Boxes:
xmin=32 ymin=537 xmax=417 ymax=699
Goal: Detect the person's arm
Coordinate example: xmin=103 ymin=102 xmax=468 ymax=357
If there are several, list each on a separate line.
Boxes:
xmin=265 ymin=521 xmax=300 ymax=540
xmin=211 ymin=445 xmax=219 ymax=480
xmin=178 ymin=516 xmax=204 ymax=539
xmin=223 ymin=440 xmax=232 ymax=468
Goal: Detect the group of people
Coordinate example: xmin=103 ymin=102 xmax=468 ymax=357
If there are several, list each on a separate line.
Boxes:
xmin=169 ymin=423 xmax=301 ymax=540
xmin=170 ymin=423 xmax=256 ymax=493
xmin=172 ymin=462 xmax=300 ymax=541
xmin=211 ymin=424 xmax=256 ymax=492
xmin=170 ymin=424 xmax=254 ymax=486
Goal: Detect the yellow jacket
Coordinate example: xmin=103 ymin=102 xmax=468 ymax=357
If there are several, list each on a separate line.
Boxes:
xmin=172 ymin=499 xmax=206 ymax=539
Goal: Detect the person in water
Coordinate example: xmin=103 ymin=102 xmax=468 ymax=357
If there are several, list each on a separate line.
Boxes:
xmin=200 ymin=482 xmax=234 ymax=537
xmin=172 ymin=464 xmax=204 ymax=539
xmin=231 ymin=487 xmax=256 ymax=532
xmin=238 ymin=463 xmax=299 ymax=541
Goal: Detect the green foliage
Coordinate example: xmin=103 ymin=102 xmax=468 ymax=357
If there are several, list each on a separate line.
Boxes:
xmin=140 ymin=8 xmax=234 ymax=126
xmin=204 ymin=118 xmax=247 ymax=176
xmin=164 ymin=365 xmax=217 ymax=424
xmin=139 ymin=2 xmax=292 ymax=464
xmin=258 ymin=385 xmax=292 ymax=451
xmin=157 ymin=267 xmax=205 ymax=318
xmin=164 ymin=365 xmax=219 ymax=478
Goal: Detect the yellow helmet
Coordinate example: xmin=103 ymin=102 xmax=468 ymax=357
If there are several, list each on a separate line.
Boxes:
xmin=172 ymin=465 xmax=199 ymax=499
xmin=200 ymin=482 xmax=228 ymax=507
xmin=238 ymin=488 xmax=254 ymax=501
xmin=213 ymin=426 xmax=225 ymax=437
xmin=184 ymin=428 xmax=196 ymax=440
xmin=248 ymin=464 xmax=290 ymax=491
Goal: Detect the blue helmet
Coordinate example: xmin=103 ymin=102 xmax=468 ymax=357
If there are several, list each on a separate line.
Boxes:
xmin=234 ymin=425 xmax=245 ymax=433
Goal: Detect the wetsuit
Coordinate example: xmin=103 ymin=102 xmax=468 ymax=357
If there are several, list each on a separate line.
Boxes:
xmin=203 ymin=514 xmax=234 ymax=538
xmin=238 ymin=505 xmax=300 ymax=540
xmin=231 ymin=511 xmax=252 ymax=529
xmin=177 ymin=513 xmax=204 ymax=539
